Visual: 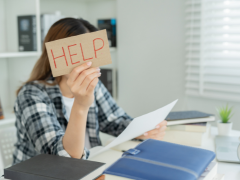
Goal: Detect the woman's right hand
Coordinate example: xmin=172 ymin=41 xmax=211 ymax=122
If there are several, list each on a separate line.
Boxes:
xmin=66 ymin=62 xmax=101 ymax=110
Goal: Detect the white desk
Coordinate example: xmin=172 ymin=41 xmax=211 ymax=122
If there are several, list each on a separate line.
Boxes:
xmin=1 ymin=127 xmax=240 ymax=180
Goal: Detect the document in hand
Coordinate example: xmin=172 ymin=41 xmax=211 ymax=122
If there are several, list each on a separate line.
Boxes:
xmin=89 ymin=100 xmax=178 ymax=158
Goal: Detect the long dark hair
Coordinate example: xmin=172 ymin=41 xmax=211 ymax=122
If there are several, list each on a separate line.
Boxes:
xmin=17 ymin=18 xmax=98 ymax=94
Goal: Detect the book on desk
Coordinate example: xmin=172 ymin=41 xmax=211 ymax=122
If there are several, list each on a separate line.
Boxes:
xmin=163 ymin=110 xmax=215 ymax=147
xmin=166 ymin=111 xmax=215 ymax=126
xmin=4 ymin=154 xmax=105 ymax=180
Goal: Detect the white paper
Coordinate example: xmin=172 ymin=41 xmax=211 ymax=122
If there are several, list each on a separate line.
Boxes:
xmin=89 ymin=99 xmax=178 ymax=158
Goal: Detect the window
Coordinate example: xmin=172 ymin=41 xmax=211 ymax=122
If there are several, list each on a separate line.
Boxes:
xmin=186 ymin=0 xmax=240 ymax=101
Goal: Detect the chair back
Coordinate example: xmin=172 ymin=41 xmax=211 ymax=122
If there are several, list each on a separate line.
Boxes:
xmin=0 ymin=125 xmax=17 ymax=169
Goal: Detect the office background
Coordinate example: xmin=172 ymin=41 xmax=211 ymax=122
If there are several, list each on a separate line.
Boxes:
xmin=0 ymin=0 xmax=240 ymax=130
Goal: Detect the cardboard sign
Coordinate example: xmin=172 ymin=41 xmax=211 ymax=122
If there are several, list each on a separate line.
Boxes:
xmin=45 ymin=29 xmax=112 ymax=77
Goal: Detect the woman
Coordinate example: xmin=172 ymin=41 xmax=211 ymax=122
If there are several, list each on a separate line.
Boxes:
xmin=13 ymin=18 xmax=167 ymax=164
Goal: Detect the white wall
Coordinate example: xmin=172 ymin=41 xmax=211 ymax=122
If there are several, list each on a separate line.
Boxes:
xmin=0 ymin=0 xmax=6 ymax=52
xmin=86 ymin=0 xmax=116 ymax=26
xmin=0 ymin=59 xmax=9 ymax=109
xmin=40 ymin=0 xmax=87 ymax=18
xmin=0 ymin=0 xmax=9 ymax=110
xmin=2 ymin=0 xmax=37 ymax=109
xmin=117 ymin=0 xmax=186 ymax=117
xmin=8 ymin=57 xmax=38 ymax=108
xmin=5 ymin=0 xmax=36 ymax=52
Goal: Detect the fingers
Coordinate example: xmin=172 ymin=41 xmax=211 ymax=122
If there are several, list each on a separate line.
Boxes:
xmin=135 ymin=121 xmax=168 ymax=141
xmin=87 ymin=78 xmax=99 ymax=94
xmin=143 ymin=125 xmax=167 ymax=140
xmin=74 ymin=67 xmax=100 ymax=87
xmin=156 ymin=120 xmax=168 ymax=128
xmin=154 ymin=132 xmax=166 ymax=140
xmin=67 ymin=62 xmax=92 ymax=86
xmin=146 ymin=131 xmax=166 ymax=140
xmin=145 ymin=126 xmax=167 ymax=136
xmin=144 ymin=129 xmax=159 ymax=136
xmin=81 ymin=72 xmax=101 ymax=91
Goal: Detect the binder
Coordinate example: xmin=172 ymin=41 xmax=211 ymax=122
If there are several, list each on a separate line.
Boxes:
xmin=104 ymin=139 xmax=215 ymax=180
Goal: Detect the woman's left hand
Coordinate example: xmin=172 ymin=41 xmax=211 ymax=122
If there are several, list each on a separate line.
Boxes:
xmin=135 ymin=120 xmax=167 ymax=141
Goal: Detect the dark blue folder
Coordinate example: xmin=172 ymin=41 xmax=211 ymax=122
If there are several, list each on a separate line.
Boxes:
xmin=103 ymin=139 xmax=215 ymax=180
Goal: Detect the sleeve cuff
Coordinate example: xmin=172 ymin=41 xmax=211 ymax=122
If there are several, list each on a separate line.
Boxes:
xmin=82 ymin=147 xmax=90 ymax=159
xmin=55 ymin=136 xmax=90 ymax=160
xmin=55 ymin=136 xmax=71 ymax=157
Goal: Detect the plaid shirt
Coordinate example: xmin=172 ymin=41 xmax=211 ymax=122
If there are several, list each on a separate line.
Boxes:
xmin=13 ymin=78 xmax=132 ymax=164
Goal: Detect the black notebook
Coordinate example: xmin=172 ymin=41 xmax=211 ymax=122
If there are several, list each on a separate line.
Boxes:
xmin=166 ymin=111 xmax=215 ymax=126
xmin=17 ymin=15 xmax=37 ymax=51
xmin=4 ymin=154 xmax=105 ymax=180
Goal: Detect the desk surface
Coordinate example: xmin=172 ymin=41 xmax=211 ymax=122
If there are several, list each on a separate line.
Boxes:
xmin=1 ymin=126 xmax=240 ymax=180
xmin=204 ymin=127 xmax=240 ymax=180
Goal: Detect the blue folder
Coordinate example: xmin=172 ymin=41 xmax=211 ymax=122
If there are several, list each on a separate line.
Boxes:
xmin=103 ymin=139 xmax=215 ymax=180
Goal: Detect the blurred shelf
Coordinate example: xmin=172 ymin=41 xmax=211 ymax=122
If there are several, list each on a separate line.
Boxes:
xmin=0 ymin=52 xmax=41 ymax=59
xmin=0 ymin=108 xmax=16 ymax=126
xmin=0 ymin=48 xmax=115 ymax=59
xmin=101 ymin=64 xmax=115 ymax=69
xmin=81 ymin=0 xmax=116 ymax=3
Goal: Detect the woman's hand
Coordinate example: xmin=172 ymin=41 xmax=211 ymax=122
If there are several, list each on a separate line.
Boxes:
xmin=66 ymin=62 xmax=101 ymax=110
xmin=136 ymin=120 xmax=167 ymax=141
xmin=63 ymin=62 xmax=100 ymax=159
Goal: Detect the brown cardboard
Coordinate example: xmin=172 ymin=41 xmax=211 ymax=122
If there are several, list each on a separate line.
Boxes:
xmin=45 ymin=29 xmax=112 ymax=77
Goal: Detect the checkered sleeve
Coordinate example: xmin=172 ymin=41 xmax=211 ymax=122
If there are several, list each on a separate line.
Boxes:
xmin=95 ymin=80 xmax=133 ymax=137
xmin=16 ymin=84 xmax=73 ymax=158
